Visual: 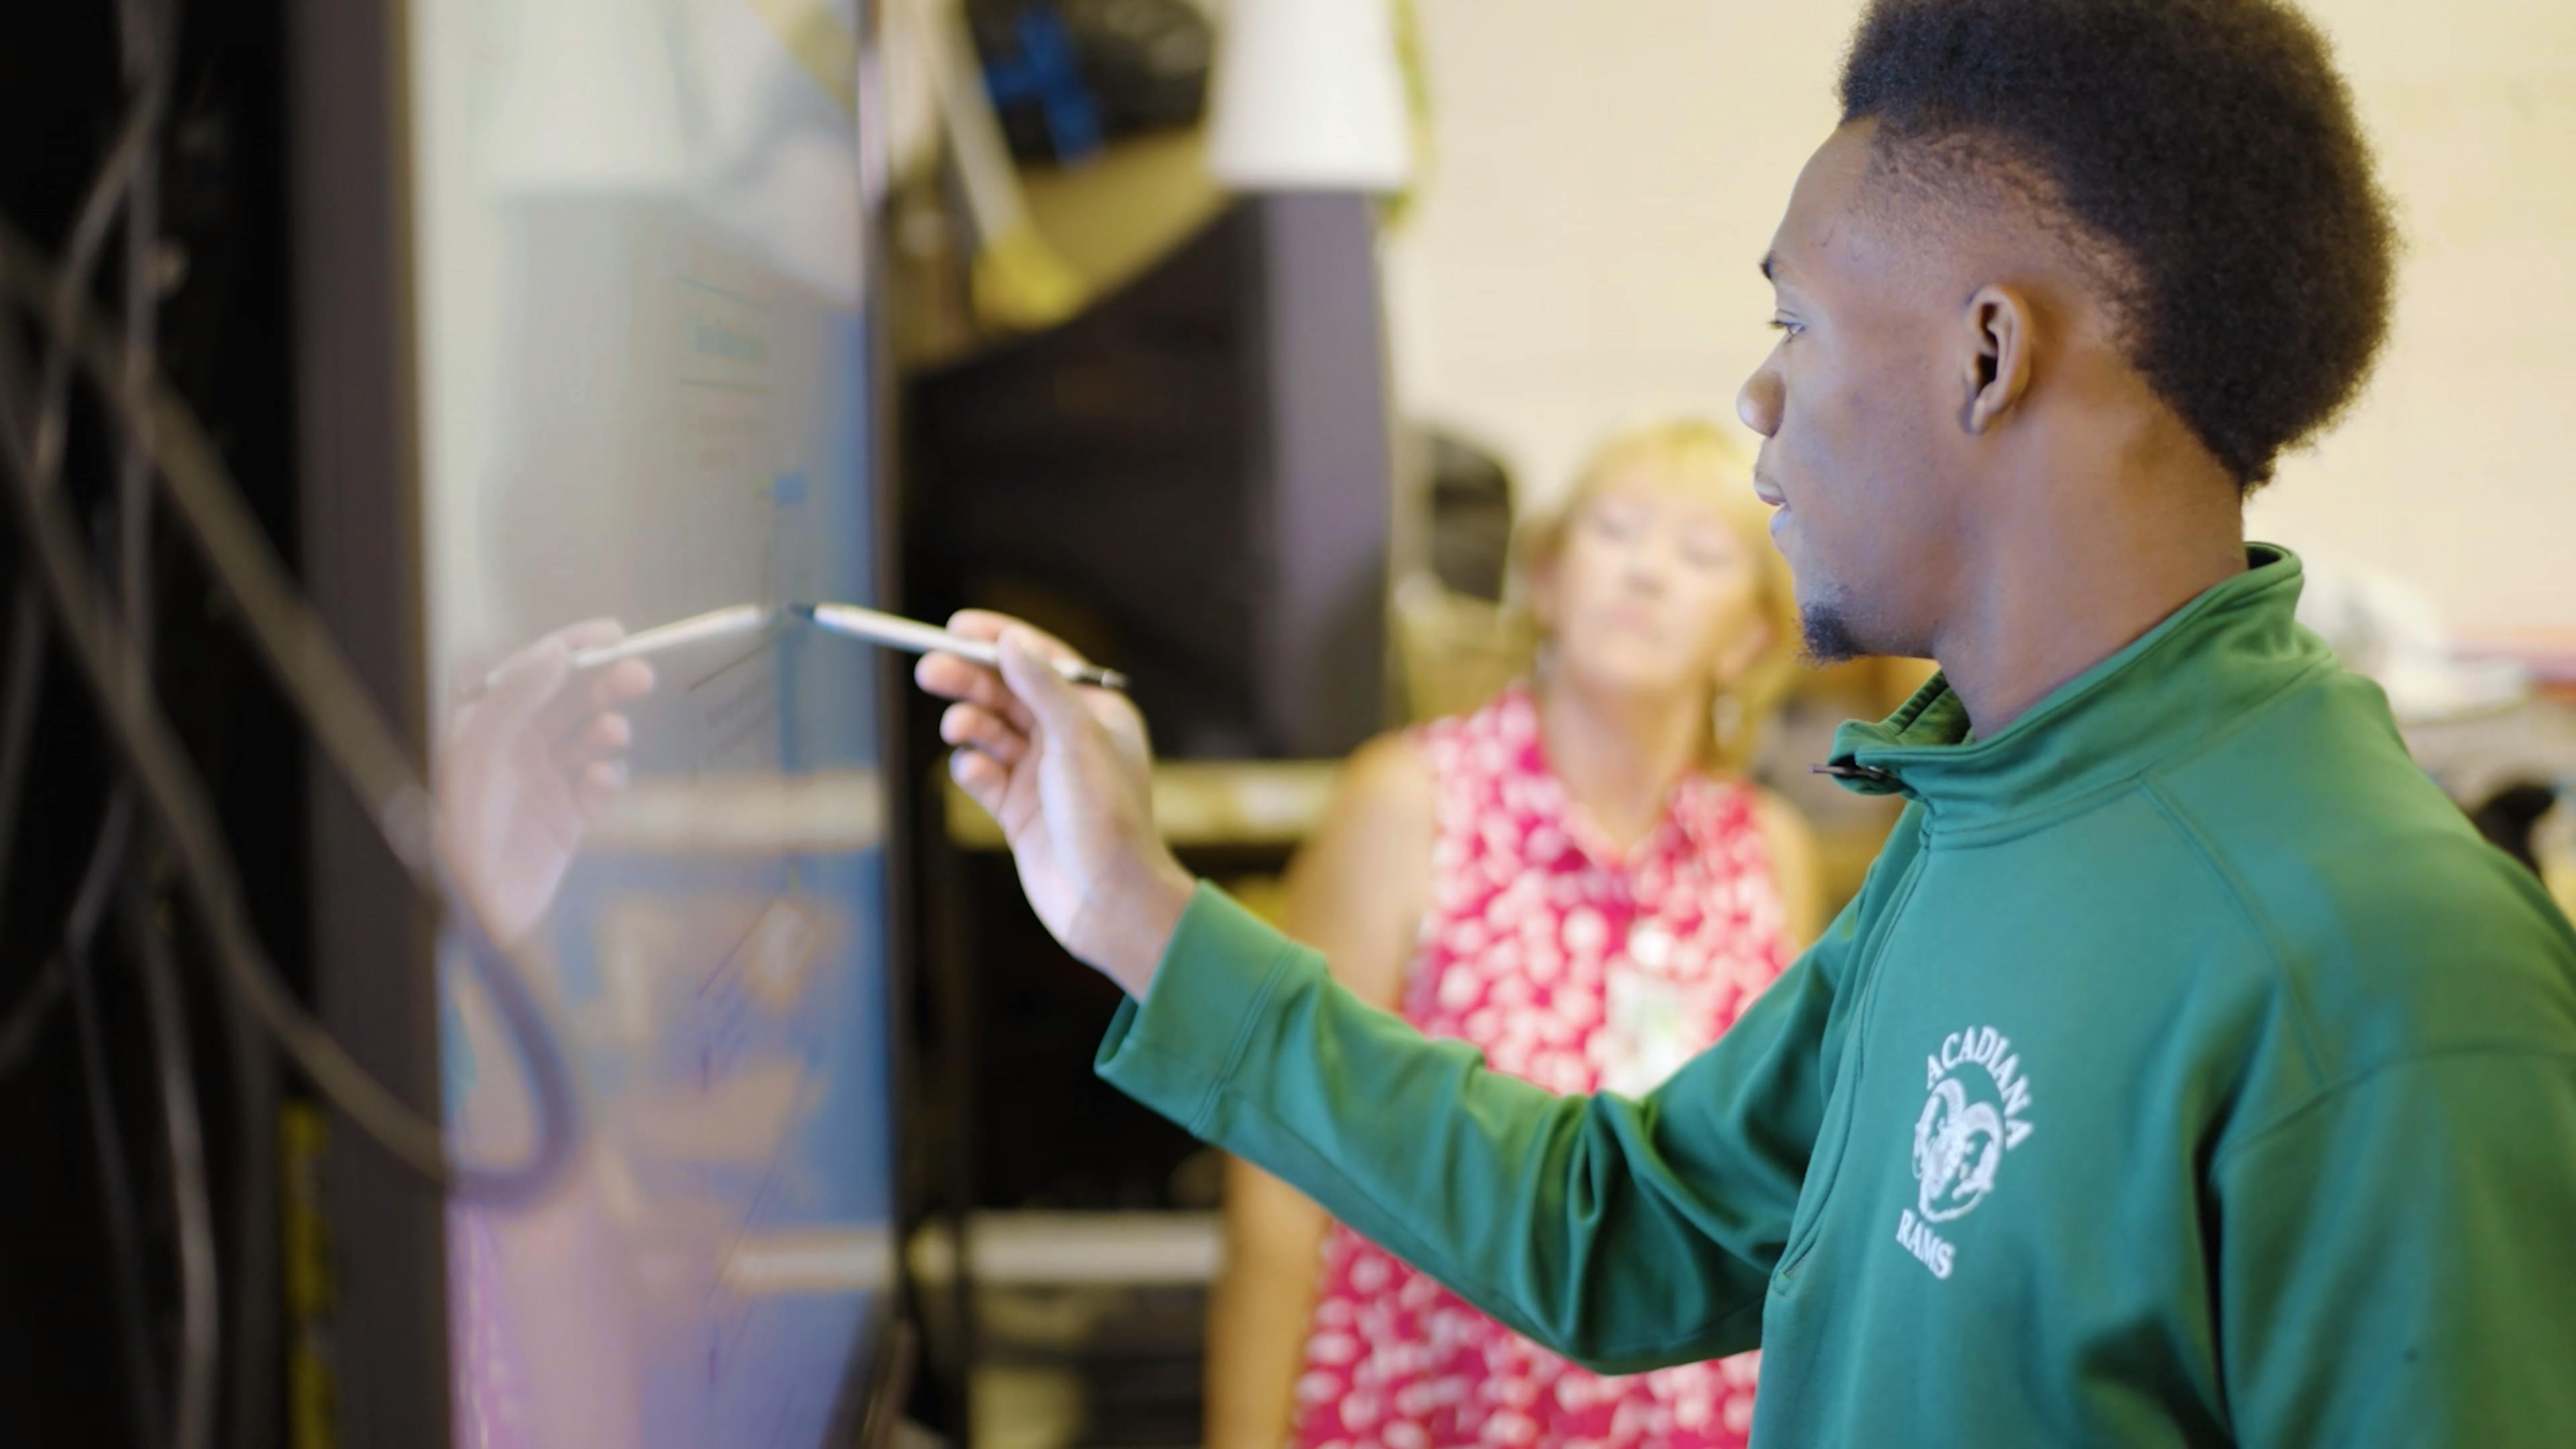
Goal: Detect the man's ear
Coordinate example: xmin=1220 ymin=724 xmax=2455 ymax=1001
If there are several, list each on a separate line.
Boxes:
xmin=1961 ymin=283 xmax=2037 ymax=435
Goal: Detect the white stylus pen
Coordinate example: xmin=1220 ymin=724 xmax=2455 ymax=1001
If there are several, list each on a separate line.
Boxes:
xmin=472 ymin=600 xmax=1126 ymax=697
xmin=801 ymin=602 xmax=1129 ymax=692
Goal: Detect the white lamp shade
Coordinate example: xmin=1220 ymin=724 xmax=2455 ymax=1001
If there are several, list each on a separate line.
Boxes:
xmin=1205 ymin=0 xmax=1411 ymax=193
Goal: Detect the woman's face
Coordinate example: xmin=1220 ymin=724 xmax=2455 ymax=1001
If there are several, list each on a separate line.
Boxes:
xmin=1535 ymin=466 xmax=1772 ymax=703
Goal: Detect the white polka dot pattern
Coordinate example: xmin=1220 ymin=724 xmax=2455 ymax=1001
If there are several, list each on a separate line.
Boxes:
xmin=1289 ymin=685 xmax=1784 ymax=1449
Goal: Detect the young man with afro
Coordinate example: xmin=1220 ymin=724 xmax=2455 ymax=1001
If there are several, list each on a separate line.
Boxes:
xmin=918 ymin=1 xmax=2576 ymax=1442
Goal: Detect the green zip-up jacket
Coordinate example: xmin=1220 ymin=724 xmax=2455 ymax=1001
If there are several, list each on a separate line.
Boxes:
xmin=1095 ymin=547 xmax=2576 ymax=1446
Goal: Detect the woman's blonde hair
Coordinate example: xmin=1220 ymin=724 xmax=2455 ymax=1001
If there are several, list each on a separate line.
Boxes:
xmin=1511 ymin=420 xmax=1803 ymax=775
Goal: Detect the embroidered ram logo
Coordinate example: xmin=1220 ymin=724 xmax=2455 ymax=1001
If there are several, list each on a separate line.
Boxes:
xmin=1911 ymin=1076 xmax=2006 ymax=1223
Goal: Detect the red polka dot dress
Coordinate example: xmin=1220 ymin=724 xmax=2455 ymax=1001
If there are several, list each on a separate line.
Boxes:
xmin=1287 ymin=684 xmax=1788 ymax=1449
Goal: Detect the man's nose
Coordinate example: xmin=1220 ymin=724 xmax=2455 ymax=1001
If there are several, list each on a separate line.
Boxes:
xmin=1737 ymin=355 xmax=1784 ymax=439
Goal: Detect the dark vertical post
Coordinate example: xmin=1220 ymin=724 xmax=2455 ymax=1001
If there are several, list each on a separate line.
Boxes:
xmin=287 ymin=0 xmax=448 ymax=1443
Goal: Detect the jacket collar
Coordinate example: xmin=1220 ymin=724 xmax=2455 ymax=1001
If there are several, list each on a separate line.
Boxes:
xmin=1823 ymin=545 xmax=2331 ymax=839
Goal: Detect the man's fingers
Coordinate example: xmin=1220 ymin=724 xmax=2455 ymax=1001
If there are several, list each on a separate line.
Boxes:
xmin=946 ymin=610 xmax=1090 ymax=667
xmin=557 ymin=712 xmax=633 ymax=767
xmin=476 ymin=612 xmax=634 ymax=730
xmin=941 ymin=702 xmax=1028 ymax=766
xmin=479 ymin=637 xmax=574 ymax=727
xmin=913 ymin=650 xmax=991 ymax=702
xmin=546 ymin=653 xmax=651 ymax=716
xmin=913 ymin=651 xmax=975 ymax=700
xmin=557 ymin=617 xmax=627 ymax=652
xmin=578 ymin=759 xmax=627 ymax=816
xmin=590 ymin=658 xmax=654 ymax=708
xmin=997 ymin=629 xmax=1088 ymax=733
xmin=916 ymin=652 xmax=1036 ymax=733
xmin=537 ymin=657 xmax=655 ymax=739
xmin=949 ymin=747 xmax=1009 ymax=817
xmin=943 ymin=610 xmax=1010 ymax=643
xmin=447 ymin=653 xmax=498 ymax=709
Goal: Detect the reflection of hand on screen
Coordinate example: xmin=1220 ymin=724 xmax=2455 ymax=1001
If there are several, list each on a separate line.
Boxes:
xmin=437 ymin=619 xmax=655 ymax=945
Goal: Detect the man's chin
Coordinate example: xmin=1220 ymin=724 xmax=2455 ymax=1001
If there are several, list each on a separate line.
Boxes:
xmin=1799 ymin=601 xmax=1874 ymax=666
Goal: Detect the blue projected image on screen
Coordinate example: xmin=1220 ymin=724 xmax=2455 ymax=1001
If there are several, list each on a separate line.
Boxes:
xmin=414 ymin=2 xmax=893 ymax=1446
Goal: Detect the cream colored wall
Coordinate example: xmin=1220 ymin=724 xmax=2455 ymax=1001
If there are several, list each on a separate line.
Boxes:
xmin=1381 ymin=0 xmax=2576 ymax=631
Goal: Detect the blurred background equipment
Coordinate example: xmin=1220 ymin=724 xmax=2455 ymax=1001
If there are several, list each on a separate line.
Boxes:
xmin=907 ymin=0 xmax=1091 ymax=331
xmin=1388 ymin=427 xmax=1525 ymax=723
xmin=971 ymin=0 xmax=1213 ymax=168
xmin=903 ymin=191 xmax=1396 ymax=761
xmin=1418 ymin=428 xmax=1513 ymax=603
xmin=2294 ymin=551 xmax=2532 ymax=726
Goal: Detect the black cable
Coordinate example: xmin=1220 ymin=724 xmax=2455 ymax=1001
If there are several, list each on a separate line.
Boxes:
xmin=0 ymin=341 xmax=451 ymax=1187
xmin=110 ymin=8 xmax=215 ymax=1448
xmin=0 ymin=583 xmax=41 ymax=934
xmin=0 ymin=0 xmax=178 ymax=1052
xmin=0 ymin=219 xmax=438 ymax=885
xmin=59 ymin=801 xmax=164 ymax=1449
xmin=0 ymin=322 xmax=59 ymax=1054
xmin=213 ymin=926 xmax=277 ymax=1449
xmin=114 ymin=0 xmax=163 ymax=658
xmin=0 ymin=232 xmax=582 ymax=1205
xmin=28 ymin=14 xmax=170 ymax=488
xmin=1 ymin=14 xmax=260 ymax=1446
xmin=0 ymin=26 xmax=187 ymax=1442
xmin=0 ymin=958 xmax=65 ymax=1073
xmin=127 ymin=871 xmax=218 ymax=1449
xmin=0 ymin=61 xmax=578 ymax=1196
xmin=97 ymin=1 xmax=272 ymax=1435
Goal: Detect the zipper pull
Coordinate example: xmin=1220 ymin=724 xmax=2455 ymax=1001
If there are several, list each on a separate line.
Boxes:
xmin=1812 ymin=761 xmax=1903 ymax=790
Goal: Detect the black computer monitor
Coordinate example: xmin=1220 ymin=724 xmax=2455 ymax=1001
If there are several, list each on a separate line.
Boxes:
xmin=904 ymin=192 xmax=1395 ymax=763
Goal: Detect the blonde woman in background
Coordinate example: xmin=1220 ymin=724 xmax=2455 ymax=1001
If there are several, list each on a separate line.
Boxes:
xmin=1206 ymin=421 xmax=1821 ymax=1449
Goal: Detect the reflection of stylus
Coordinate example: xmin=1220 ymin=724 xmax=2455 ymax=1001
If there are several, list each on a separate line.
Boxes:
xmin=474 ymin=604 xmax=777 ymax=698
xmin=802 ymin=602 xmax=1128 ymax=692
xmin=568 ymin=604 xmax=777 ymax=672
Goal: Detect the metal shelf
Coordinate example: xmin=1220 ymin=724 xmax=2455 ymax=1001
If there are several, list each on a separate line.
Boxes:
xmin=943 ymin=759 xmax=1341 ymax=851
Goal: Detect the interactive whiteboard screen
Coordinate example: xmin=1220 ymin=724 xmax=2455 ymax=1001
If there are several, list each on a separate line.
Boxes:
xmin=409 ymin=1 xmax=893 ymax=1444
